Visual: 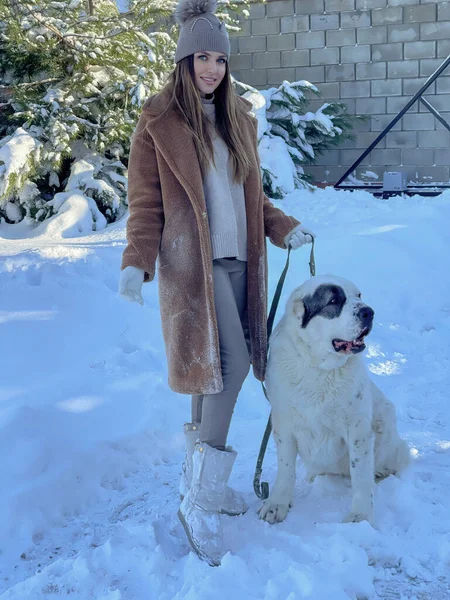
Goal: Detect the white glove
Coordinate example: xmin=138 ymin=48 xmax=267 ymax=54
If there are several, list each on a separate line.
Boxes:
xmin=284 ymin=224 xmax=315 ymax=250
xmin=119 ymin=266 xmax=145 ymax=305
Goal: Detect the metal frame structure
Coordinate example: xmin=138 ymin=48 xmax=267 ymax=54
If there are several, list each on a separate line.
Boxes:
xmin=334 ymin=54 xmax=450 ymax=197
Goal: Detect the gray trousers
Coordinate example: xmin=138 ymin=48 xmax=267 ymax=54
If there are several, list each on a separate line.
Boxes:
xmin=191 ymin=258 xmax=250 ymax=448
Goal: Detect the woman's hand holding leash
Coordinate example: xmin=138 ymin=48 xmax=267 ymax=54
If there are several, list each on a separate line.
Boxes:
xmin=119 ymin=266 xmax=145 ymax=305
xmin=284 ymin=224 xmax=315 ymax=250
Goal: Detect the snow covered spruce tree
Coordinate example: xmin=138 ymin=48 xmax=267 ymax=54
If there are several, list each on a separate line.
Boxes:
xmin=0 ymin=0 xmax=247 ymax=227
xmin=235 ymin=79 xmax=364 ymax=199
xmin=0 ymin=0 xmax=177 ymax=226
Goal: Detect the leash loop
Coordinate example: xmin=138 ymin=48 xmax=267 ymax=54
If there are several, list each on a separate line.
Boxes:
xmin=253 ymin=237 xmax=316 ymax=500
xmin=309 ymin=237 xmax=316 ymax=277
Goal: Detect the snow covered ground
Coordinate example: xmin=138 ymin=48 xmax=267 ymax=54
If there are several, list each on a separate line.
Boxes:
xmin=1 ymin=187 xmax=450 ymax=599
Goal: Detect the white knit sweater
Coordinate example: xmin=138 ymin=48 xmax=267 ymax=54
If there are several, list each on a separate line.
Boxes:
xmin=202 ymin=98 xmax=247 ymax=261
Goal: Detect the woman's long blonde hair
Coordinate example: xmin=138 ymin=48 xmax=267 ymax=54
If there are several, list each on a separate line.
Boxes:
xmin=161 ymin=56 xmax=252 ymax=183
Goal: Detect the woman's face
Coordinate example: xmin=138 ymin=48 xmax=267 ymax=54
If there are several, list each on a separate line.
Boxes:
xmin=193 ymin=51 xmax=227 ymax=95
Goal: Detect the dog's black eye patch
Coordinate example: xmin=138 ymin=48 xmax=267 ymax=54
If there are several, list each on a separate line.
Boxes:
xmin=302 ymin=284 xmax=346 ymax=328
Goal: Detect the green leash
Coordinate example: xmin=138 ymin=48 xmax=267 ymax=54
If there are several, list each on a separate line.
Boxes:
xmin=253 ymin=237 xmax=316 ymax=500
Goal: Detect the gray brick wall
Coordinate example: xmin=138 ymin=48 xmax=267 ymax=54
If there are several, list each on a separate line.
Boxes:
xmin=229 ymin=0 xmax=450 ymax=184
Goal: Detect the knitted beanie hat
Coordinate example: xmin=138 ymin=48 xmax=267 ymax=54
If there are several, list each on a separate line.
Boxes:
xmin=174 ymin=0 xmax=230 ymax=63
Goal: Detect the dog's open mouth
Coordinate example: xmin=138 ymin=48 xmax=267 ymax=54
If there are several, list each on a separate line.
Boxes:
xmin=332 ymin=328 xmax=370 ymax=354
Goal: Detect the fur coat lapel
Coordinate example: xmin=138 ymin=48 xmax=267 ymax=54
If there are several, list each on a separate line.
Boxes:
xmin=148 ymin=108 xmax=207 ymax=218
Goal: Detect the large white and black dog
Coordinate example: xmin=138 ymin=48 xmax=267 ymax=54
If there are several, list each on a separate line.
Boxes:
xmin=259 ymin=275 xmax=410 ymax=526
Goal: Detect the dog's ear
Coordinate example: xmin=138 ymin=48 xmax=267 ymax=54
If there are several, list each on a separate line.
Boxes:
xmin=292 ymin=296 xmax=305 ymax=321
xmin=286 ymin=287 xmax=306 ymax=323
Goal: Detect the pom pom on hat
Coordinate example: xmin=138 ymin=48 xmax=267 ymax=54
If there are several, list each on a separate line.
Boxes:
xmin=174 ymin=0 xmax=217 ymax=25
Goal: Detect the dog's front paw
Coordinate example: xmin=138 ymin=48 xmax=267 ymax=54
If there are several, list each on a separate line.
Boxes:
xmin=343 ymin=511 xmax=374 ymax=526
xmin=258 ymin=500 xmax=290 ymax=524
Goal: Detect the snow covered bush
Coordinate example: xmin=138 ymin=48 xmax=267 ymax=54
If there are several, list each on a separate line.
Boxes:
xmin=0 ymin=0 xmax=248 ymax=228
xmin=235 ymin=79 xmax=364 ymax=199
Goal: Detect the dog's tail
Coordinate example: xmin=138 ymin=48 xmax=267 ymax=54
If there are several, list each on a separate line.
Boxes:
xmin=395 ymin=439 xmax=411 ymax=473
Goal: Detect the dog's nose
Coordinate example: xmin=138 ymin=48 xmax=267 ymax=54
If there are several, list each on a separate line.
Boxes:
xmin=357 ymin=305 xmax=374 ymax=326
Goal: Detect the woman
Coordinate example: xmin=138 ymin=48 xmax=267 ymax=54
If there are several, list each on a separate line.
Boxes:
xmin=119 ymin=0 xmax=314 ymax=566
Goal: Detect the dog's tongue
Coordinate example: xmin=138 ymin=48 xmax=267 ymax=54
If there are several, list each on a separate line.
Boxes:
xmin=333 ymin=338 xmax=366 ymax=353
xmin=333 ymin=339 xmax=353 ymax=352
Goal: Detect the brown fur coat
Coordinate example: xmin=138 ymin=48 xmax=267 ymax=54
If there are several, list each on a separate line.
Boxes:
xmin=121 ymin=92 xmax=300 ymax=394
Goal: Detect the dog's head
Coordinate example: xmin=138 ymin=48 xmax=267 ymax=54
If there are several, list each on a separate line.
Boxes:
xmin=285 ymin=275 xmax=374 ymax=369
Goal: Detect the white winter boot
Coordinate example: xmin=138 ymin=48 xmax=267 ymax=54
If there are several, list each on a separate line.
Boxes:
xmin=179 ymin=422 xmax=200 ymax=500
xmin=178 ymin=442 xmax=236 ymax=566
xmin=180 ymin=423 xmax=248 ymax=516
